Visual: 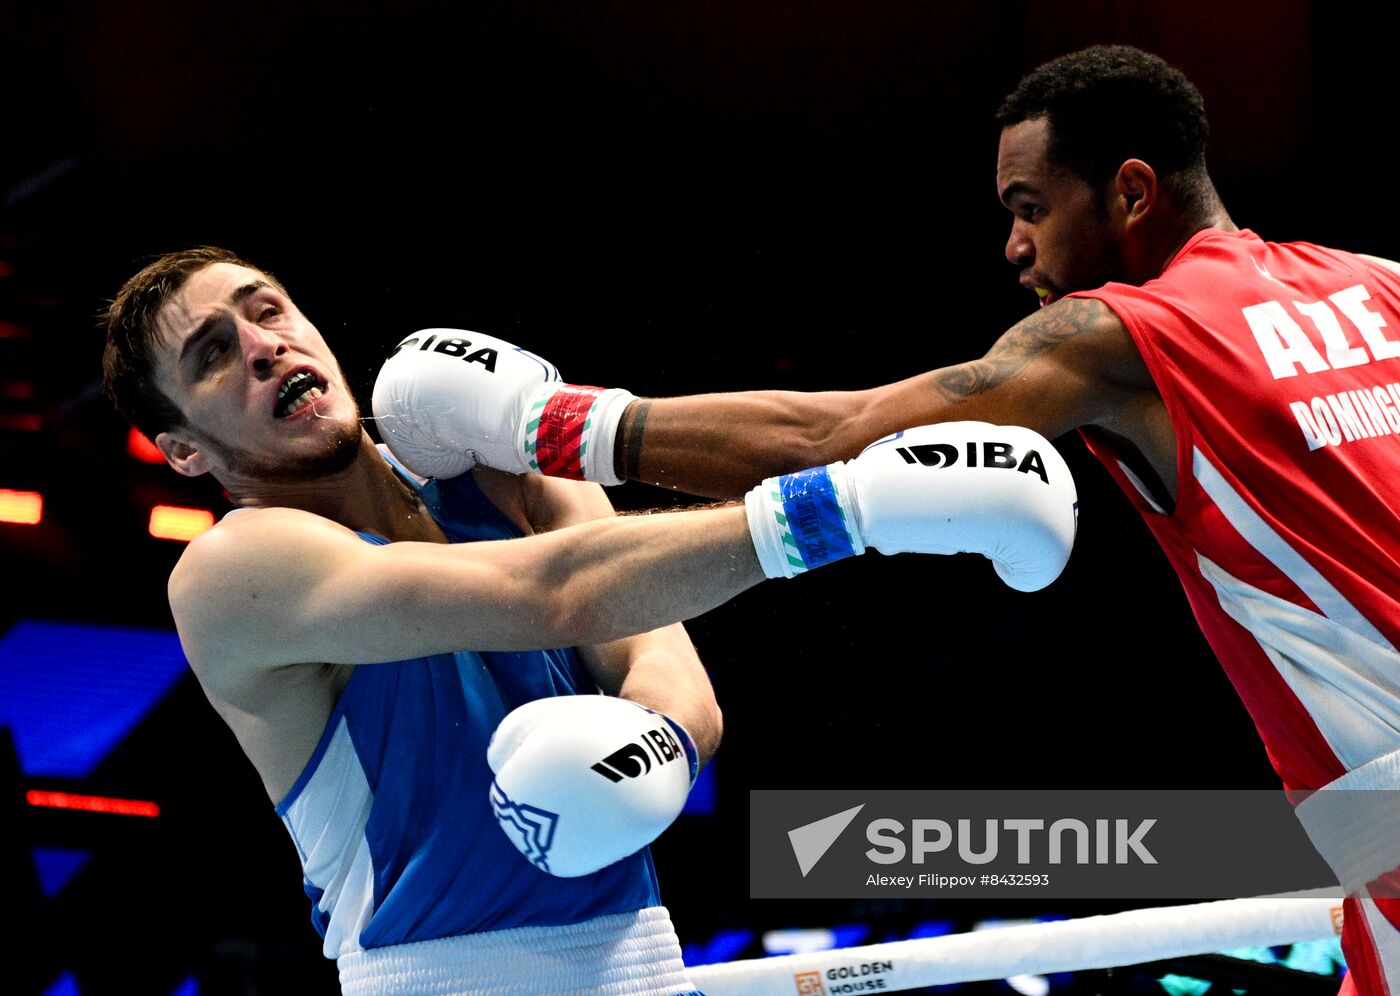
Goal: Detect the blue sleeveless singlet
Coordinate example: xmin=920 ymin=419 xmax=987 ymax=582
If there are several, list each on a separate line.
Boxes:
xmin=274 ymin=463 xmax=660 ymax=958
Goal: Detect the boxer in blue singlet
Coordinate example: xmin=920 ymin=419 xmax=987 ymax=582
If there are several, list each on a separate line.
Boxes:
xmin=276 ymin=460 xmax=685 ymax=988
xmin=101 ymin=247 xmax=1076 ymax=993
xmin=103 ymin=247 xmax=725 ymax=994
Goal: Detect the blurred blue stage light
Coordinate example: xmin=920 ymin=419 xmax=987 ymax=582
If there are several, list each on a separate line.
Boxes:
xmin=41 ymin=972 xmax=79 ymax=996
xmin=31 ymin=846 xmax=90 ymax=898
xmin=0 ymin=620 xmax=188 ymax=777
xmin=683 ymin=928 xmax=755 ymax=967
xmin=683 ymin=759 xmax=716 ymax=815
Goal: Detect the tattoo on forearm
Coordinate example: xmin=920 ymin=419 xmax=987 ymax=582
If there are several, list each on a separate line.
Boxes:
xmin=616 ymin=399 xmax=653 ymax=481
xmin=936 ymin=297 xmax=1104 ymax=398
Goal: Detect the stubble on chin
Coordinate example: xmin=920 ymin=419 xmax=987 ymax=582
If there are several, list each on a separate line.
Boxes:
xmin=205 ymin=417 xmax=365 ymax=483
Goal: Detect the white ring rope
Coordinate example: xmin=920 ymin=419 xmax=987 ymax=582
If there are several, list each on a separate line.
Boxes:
xmin=687 ymin=890 xmax=1344 ymax=994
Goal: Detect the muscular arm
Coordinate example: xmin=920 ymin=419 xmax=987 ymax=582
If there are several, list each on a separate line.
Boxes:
xmin=616 ymin=297 xmax=1154 ymax=498
xmin=169 ymin=499 xmax=760 ymax=692
xmin=521 ymin=474 xmax=722 ymax=763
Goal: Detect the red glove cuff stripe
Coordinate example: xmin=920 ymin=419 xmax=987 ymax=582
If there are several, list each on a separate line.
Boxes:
xmin=536 ymin=385 xmax=604 ymax=480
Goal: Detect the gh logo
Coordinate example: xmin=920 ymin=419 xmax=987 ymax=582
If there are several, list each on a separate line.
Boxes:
xmin=591 ymin=726 xmax=683 ymax=782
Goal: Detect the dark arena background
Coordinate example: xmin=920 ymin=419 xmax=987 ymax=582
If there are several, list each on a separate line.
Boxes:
xmin=1 ymin=1 xmax=1386 ymax=992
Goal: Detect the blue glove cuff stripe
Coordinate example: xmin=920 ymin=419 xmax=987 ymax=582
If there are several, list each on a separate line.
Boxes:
xmin=777 ymin=465 xmax=857 ymax=570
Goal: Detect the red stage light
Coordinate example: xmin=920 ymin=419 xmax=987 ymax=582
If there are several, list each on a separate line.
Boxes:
xmin=0 ymin=414 xmax=42 ymax=431
xmin=26 ymin=790 xmax=160 ymax=818
xmin=149 ymin=506 xmax=215 ymax=541
xmin=0 ymin=489 xmax=42 ymax=524
xmin=126 ymin=428 xmax=166 ymax=464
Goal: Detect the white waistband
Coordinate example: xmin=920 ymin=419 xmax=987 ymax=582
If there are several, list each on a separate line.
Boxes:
xmin=337 ymin=906 xmax=700 ymax=995
xmin=1294 ymin=746 xmax=1400 ymax=895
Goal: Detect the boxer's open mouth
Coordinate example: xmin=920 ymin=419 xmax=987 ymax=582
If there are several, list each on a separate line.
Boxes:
xmin=275 ymin=369 xmax=327 ymax=418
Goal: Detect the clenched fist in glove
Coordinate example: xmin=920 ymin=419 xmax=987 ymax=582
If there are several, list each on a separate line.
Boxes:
xmin=488 ymin=695 xmax=698 ymax=877
xmin=744 ymin=422 xmax=1077 ymax=591
xmin=372 ymin=329 xmax=633 ymax=484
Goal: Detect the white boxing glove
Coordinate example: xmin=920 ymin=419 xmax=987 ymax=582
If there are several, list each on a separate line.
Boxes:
xmin=371 ymin=329 xmax=634 ymax=484
xmin=487 ymin=695 xmax=698 ymax=877
xmin=745 ymin=421 xmax=1078 ymax=591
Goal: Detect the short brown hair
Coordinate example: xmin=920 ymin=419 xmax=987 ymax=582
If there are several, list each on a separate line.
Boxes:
xmin=102 ymin=247 xmax=282 ymax=440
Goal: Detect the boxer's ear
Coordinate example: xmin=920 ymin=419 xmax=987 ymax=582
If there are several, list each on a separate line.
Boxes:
xmin=156 ymin=430 xmax=212 ymax=478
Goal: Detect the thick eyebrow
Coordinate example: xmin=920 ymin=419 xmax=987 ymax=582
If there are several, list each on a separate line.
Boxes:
xmin=998 ymin=181 xmax=1035 ymax=208
xmin=178 ymin=281 xmax=273 ymax=366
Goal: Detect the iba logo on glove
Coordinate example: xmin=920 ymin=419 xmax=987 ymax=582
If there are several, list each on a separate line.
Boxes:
xmin=592 ymin=726 xmax=685 ymax=783
xmin=893 ymin=439 xmax=1050 ymax=484
xmin=388 ymin=333 xmax=499 ymax=369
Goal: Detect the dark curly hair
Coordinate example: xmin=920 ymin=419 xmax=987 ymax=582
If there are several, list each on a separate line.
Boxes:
xmin=102 ymin=247 xmax=285 ymax=441
xmin=997 ymin=45 xmax=1213 ymax=213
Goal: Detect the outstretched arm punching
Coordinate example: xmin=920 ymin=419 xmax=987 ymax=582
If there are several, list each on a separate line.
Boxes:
xmin=612 ymin=297 xmax=1153 ymax=497
xmin=373 ymin=297 xmax=1154 ymax=500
